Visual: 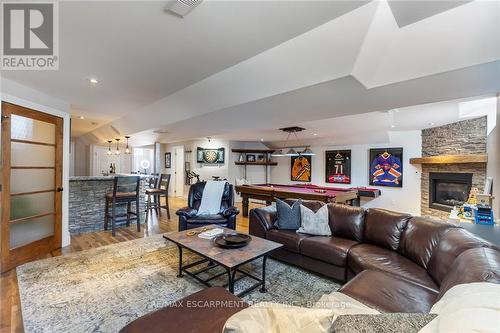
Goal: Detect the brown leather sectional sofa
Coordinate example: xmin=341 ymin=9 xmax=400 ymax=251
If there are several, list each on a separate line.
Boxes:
xmin=249 ymin=200 xmax=500 ymax=313
xmin=122 ymin=200 xmax=500 ymax=333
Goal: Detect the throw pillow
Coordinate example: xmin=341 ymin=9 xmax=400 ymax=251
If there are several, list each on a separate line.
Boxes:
xmin=426 ymin=282 xmax=500 ymax=333
xmin=332 ymin=313 xmax=437 ymax=333
xmin=274 ymin=199 xmax=302 ymax=230
xmin=223 ymin=302 xmax=336 ymax=333
xmin=297 ymin=204 xmax=331 ymax=236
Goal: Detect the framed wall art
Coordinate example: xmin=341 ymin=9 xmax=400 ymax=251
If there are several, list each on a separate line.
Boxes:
xmin=291 ymin=155 xmax=311 ymax=182
xmin=325 ymin=150 xmax=351 ymax=184
xmin=196 ymin=147 xmax=225 ymax=164
xmin=246 ymin=154 xmax=256 ymax=162
xmin=369 ymin=148 xmax=403 ymax=187
xmin=164 ymin=152 xmax=171 ymax=168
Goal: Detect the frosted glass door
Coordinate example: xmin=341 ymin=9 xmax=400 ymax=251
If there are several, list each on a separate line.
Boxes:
xmin=1 ymin=102 xmax=63 ymax=272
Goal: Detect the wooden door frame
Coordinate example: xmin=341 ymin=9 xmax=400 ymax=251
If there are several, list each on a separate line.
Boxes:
xmin=0 ymin=102 xmax=63 ymax=272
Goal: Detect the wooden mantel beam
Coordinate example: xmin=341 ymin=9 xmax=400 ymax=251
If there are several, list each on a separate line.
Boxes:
xmin=409 ymin=154 xmax=488 ymax=165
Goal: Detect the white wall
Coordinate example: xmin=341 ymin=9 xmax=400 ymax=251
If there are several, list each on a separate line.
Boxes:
xmin=71 ymin=137 xmax=90 ymax=176
xmin=1 ymin=78 xmax=72 ymax=247
xmin=90 ymin=144 xmax=133 ymax=176
xmin=162 ymin=139 xmax=269 ymax=200
xmin=228 ymin=142 xmax=268 ymax=183
xmin=163 ymin=138 xmax=230 ymax=198
xmin=161 ymin=133 xmax=422 ymax=213
xmin=163 ymin=139 xmax=228 ymax=182
xmin=487 ymin=95 xmax=500 ymax=221
xmin=270 ymin=131 xmax=422 ymax=215
xmin=70 ymin=141 xmax=76 ymax=177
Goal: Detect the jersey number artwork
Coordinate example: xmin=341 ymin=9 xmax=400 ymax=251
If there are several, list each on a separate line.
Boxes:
xmin=325 ymin=150 xmax=351 ymax=184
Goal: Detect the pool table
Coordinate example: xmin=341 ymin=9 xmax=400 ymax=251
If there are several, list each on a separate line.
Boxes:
xmin=235 ymin=183 xmax=381 ymax=217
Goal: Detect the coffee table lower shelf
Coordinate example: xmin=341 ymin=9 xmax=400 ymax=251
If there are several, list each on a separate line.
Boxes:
xmin=173 ymin=243 xmax=269 ymax=298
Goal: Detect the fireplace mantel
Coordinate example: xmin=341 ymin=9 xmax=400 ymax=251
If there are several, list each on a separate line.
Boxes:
xmin=410 ymin=154 xmax=488 ymax=165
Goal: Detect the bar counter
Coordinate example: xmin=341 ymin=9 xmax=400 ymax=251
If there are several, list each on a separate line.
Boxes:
xmin=69 ymin=175 xmax=149 ymax=235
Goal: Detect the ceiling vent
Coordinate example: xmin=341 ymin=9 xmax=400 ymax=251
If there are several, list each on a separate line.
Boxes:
xmin=110 ymin=125 xmax=121 ymax=135
xmin=166 ymin=0 xmax=203 ymax=18
xmin=153 ymin=129 xmax=168 ymax=134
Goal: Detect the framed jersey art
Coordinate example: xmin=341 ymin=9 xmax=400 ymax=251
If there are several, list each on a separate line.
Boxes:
xmin=369 ymin=148 xmax=403 ymax=187
xmin=291 ymin=155 xmax=311 ymax=182
xmin=325 ymin=150 xmax=351 ymax=184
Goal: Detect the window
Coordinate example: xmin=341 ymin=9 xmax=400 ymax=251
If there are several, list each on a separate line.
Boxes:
xmin=132 ymin=148 xmax=154 ymax=174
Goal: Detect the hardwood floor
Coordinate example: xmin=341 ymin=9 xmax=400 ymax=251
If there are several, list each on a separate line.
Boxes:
xmin=0 ymin=197 xmax=262 ymax=333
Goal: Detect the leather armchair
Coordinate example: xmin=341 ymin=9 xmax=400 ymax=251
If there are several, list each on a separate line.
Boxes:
xmin=176 ymin=182 xmax=239 ymax=231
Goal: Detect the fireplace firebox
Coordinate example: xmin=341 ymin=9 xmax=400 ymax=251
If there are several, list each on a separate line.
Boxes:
xmin=429 ymin=172 xmax=473 ymax=212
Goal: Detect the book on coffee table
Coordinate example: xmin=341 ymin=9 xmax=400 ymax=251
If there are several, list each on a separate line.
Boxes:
xmin=198 ymin=228 xmax=224 ymax=239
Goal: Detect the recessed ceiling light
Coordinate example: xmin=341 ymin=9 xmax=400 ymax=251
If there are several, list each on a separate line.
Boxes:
xmin=313 ymin=133 xmax=318 ymax=136
xmin=428 ymin=122 xmax=435 ymax=126
xmin=260 ymin=138 xmax=264 ymax=142
xmin=79 ymin=116 xmax=85 ymax=120
xmin=89 ymin=78 xmax=98 ymax=84
xmin=391 ymin=125 xmax=396 ymax=128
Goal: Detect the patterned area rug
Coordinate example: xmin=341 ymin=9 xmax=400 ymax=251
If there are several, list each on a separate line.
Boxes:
xmin=17 ymin=234 xmax=342 ymax=333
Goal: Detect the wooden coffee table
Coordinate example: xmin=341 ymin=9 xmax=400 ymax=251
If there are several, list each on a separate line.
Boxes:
xmin=163 ymin=225 xmax=283 ymax=297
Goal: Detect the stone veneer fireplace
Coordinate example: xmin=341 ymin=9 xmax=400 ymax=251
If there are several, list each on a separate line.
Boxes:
xmin=429 ymin=172 xmax=472 ymax=212
xmin=419 ymin=117 xmax=487 ymax=219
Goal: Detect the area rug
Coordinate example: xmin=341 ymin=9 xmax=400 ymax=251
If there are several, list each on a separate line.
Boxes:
xmin=17 ymin=234 xmax=342 ymax=333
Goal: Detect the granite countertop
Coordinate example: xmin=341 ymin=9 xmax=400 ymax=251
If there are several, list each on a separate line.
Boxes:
xmin=70 ymin=174 xmax=151 ymax=181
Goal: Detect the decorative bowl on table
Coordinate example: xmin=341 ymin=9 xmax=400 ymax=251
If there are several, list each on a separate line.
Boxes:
xmin=213 ymin=233 xmax=251 ymax=249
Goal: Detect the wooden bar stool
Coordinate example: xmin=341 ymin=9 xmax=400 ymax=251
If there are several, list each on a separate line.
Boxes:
xmin=104 ymin=176 xmax=141 ymax=236
xmin=145 ymin=174 xmax=171 ymax=222
xmin=147 ymin=175 xmax=159 ymax=212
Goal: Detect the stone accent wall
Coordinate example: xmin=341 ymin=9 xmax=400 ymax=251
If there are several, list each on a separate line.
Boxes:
xmin=422 ymin=117 xmax=487 ymax=156
xmin=421 ymin=117 xmax=487 ymax=219
xmin=69 ymin=179 xmax=147 ymax=234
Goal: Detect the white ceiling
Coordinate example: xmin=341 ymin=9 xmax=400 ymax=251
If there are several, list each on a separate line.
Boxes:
xmin=387 ymin=0 xmax=471 ymax=27
xmin=2 ymin=0 xmax=368 ymax=137
xmin=2 ymin=0 xmax=500 ymax=144
xmin=212 ymin=96 xmax=497 ymax=147
xmin=126 ymin=60 xmax=499 ymax=146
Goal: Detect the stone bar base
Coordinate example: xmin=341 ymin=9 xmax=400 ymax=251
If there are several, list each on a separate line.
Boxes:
xmin=69 ymin=176 xmax=147 ymax=234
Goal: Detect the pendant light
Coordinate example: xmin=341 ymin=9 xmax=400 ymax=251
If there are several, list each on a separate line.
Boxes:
xmin=124 ymin=136 xmax=131 ymax=154
xmin=301 ymin=147 xmax=315 ymax=156
xmin=107 ymin=140 xmax=113 ymax=156
xmin=271 ymin=149 xmax=284 ymax=157
xmin=115 ymin=138 xmax=121 ymax=155
xmin=285 ymin=148 xmax=299 ymax=156
xmin=271 ymin=126 xmax=315 ymax=157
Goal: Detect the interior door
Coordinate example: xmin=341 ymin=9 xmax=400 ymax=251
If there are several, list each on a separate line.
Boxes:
xmin=1 ymin=102 xmax=63 ymax=272
xmin=174 ymin=146 xmax=184 ymax=197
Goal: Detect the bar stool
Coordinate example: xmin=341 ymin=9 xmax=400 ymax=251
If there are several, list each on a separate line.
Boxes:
xmin=146 ymin=174 xmax=159 ymax=209
xmin=145 ymin=173 xmax=171 ymax=222
xmin=104 ymin=176 xmax=141 ymax=236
